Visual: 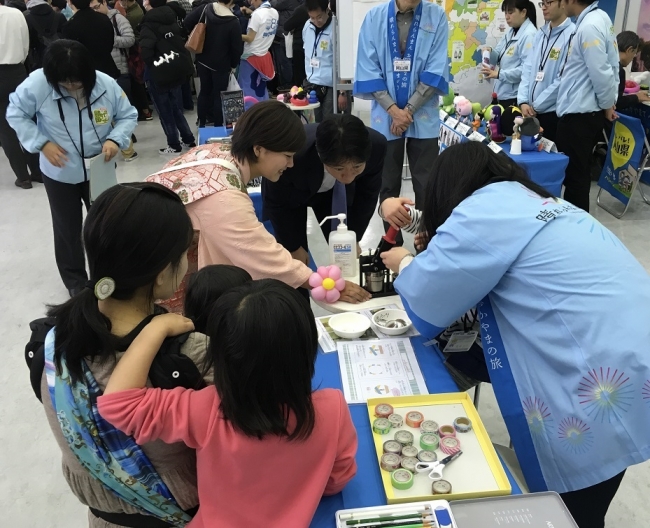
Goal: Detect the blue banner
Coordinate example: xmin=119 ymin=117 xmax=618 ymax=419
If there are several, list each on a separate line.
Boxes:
xmin=597 ymin=113 xmax=647 ymax=205
xmin=619 ymin=104 xmax=650 ymax=186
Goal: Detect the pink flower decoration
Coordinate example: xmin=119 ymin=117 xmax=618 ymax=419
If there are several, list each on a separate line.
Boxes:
xmin=309 ymin=265 xmax=346 ymax=303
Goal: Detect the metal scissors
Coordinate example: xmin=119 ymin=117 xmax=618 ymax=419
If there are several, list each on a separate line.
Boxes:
xmin=414 ymin=451 xmax=463 ymax=481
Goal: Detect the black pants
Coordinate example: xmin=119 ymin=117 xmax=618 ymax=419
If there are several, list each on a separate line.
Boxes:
xmin=197 ymin=63 xmax=230 ymax=127
xmin=42 ymin=175 xmax=90 ymax=291
xmin=536 ymin=111 xmax=559 ymax=145
xmin=0 ymin=64 xmax=41 ymax=183
xmin=556 ymin=111 xmax=605 ymax=212
xmin=497 ymin=97 xmax=518 ymax=109
xmin=129 ymin=74 xmax=151 ymax=116
xmin=381 ymin=137 xmax=439 ymax=209
xmin=560 ymin=470 xmax=625 ymax=528
xmin=292 ymin=47 xmax=306 ymax=87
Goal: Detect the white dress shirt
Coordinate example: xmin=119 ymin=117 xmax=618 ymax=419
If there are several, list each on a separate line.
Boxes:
xmin=0 ymin=6 xmax=30 ymax=65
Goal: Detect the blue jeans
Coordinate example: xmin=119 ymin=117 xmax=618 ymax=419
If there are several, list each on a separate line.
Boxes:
xmin=147 ymin=81 xmax=195 ymax=149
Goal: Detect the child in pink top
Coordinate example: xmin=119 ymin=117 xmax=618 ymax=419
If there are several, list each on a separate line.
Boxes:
xmin=98 ymin=279 xmax=358 ymax=528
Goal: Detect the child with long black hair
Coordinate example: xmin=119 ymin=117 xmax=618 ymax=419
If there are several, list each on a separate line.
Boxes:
xmin=99 ymin=279 xmax=358 ymax=528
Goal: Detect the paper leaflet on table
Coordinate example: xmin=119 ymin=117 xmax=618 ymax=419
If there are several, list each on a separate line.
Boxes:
xmin=316 ymin=304 xmax=420 ymax=353
xmin=337 ymin=338 xmax=428 ymax=404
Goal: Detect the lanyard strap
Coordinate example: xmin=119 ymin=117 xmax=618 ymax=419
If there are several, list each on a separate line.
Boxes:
xmin=538 ymin=29 xmax=563 ymax=72
xmin=559 ymin=4 xmax=599 ymax=78
xmin=558 ymin=33 xmax=576 ymax=78
xmin=497 ymin=36 xmax=515 ymax=65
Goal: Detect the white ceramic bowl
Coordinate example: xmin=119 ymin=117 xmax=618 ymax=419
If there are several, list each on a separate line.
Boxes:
xmin=372 ymin=309 xmax=412 ymax=336
xmin=328 ymin=312 xmax=372 ymax=339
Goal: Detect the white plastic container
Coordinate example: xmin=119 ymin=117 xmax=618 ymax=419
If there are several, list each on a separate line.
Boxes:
xmin=319 ymin=213 xmax=358 ymax=279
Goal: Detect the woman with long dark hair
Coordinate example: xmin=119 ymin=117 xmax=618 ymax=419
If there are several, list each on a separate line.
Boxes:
xmin=481 ymin=0 xmax=537 ymax=108
xmin=42 ymin=182 xmax=209 ymax=527
xmin=7 ymin=39 xmax=137 ymax=296
xmin=381 ymin=141 xmax=650 ymax=528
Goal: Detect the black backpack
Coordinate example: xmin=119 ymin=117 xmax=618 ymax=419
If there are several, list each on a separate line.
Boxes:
xmin=25 ymin=315 xmax=206 ymax=403
xmin=149 ymin=25 xmax=194 ymax=89
xmin=27 ymin=14 xmax=61 ymax=71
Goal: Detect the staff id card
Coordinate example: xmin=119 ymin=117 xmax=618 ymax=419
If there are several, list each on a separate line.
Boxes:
xmin=535 ymin=71 xmax=545 ymax=81
xmin=310 ymin=58 xmax=320 ymax=68
xmin=393 ymin=59 xmax=411 ymax=72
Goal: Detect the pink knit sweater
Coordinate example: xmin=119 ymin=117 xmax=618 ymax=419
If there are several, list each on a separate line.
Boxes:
xmin=98 ymin=387 xmax=357 ymax=528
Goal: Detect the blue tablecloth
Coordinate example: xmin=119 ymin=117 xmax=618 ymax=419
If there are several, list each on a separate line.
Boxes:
xmin=309 ymin=337 xmax=522 ymax=527
xmin=501 ymin=140 xmax=568 ymax=197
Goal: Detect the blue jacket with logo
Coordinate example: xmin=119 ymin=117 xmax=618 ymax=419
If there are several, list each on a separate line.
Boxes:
xmin=517 ymin=18 xmax=575 ymax=114
xmin=490 ymin=18 xmax=537 ymax=101
xmin=303 ymin=17 xmax=334 ymax=87
xmin=556 ymin=2 xmax=618 ymax=116
xmin=7 ymin=69 xmax=137 ymax=184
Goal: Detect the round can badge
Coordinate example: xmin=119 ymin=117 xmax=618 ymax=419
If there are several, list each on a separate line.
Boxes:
xmin=420 ymin=433 xmax=440 ymax=451
xmin=401 ymin=445 xmax=419 ymax=459
xmin=394 ymin=430 xmax=415 ymax=447
xmin=388 ymin=413 xmax=404 ymax=428
xmin=453 ymin=416 xmax=473 ymax=433
xmin=372 ymin=418 xmax=392 ymax=435
xmin=420 ymin=420 xmax=439 ymax=435
xmin=432 ymin=479 xmax=452 ymax=494
xmin=375 ymin=403 xmax=394 ymax=418
xmin=418 ymin=449 xmax=438 ymax=463
xmin=400 ymin=456 xmax=419 ymax=473
xmin=380 ymin=453 xmax=402 ymax=472
xmin=383 ymin=440 xmax=403 ymax=455
xmin=391 ymin=468 xmax=414 ymax=490
xmin=440 ymin=436 xmax=461 ymax=455
xmin=438 ymin=424 xmax=456 ymax=438
xmin=405 ymin=411 xmax=424 ymax=428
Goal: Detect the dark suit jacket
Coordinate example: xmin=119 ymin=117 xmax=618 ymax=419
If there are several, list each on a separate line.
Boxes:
xmin=262 ymin=125 xmax=387 ymax=252
xmin=62 ymin=8 xmax=120 ymax=79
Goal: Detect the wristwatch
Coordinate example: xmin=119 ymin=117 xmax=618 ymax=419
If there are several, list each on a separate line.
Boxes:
xmin=405 ymin=103 xmax=415 ymax=115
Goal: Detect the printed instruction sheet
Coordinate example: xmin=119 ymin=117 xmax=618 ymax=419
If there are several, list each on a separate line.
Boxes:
xmin=338 ymin=338 xmax=428 ymax=404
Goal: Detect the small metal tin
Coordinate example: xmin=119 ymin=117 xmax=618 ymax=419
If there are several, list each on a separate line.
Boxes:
xmin=420 ymin=420 xmax=439 ymax=435
xmin=391 ymin=468 xmax=414 ymax=490
xmin=394 ymin=430 xmax=415 ymax=447
xmin=400 ymin=445 xmax=419 ymax=458
xmin=372 ymin=418 xmax=393 ymax=435
xmin=440 ymin=436 xmax=461 ymax=455
xmin=388 ymin=413 xmax=404 ymax=428
xmin=432 ymin=479 xmax=452 ymax=494
xmin=438 ymin=424 xmax=456 ymax=438
xmin=383 ymin=440 xmax=402 ymax=455
xmin=420 ymin=433 xmax=440 ymax=451
xmin=418 ymin=450 xmax=438 ymax=463
xmin=453 ymin=416 xmax=473 ymax=433
xmin=405 ymin=411 xmax=425 ymax=428
xmin=374 ymin=403 xmax=394 ymax=419
xmin=380 ymin=453 xmax=402 ymax=472
xmin=400 ymin=456 xmax=419 ymax=473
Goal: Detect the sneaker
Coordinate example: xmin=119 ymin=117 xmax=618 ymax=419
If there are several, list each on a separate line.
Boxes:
xmin=181 ymin=141 xmax=197 ymax=149
xmin=159 ymin=146 xmax=182 ymax=155
xmin=139 ymin=110 xmax=153 ymax=122
xmin=124 ymin=152 xmax=139 ymax=162
xmin=15 ymin=179 xmax=32 ymax=189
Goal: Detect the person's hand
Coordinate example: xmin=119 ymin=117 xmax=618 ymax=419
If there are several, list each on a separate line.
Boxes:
xmin=414 ymin=231 xmax=430 ymax=253
xmin=482 ymin=46 xmax=492 ymax=52
xmin=339 ymin=281 xmax=372 ymax=304
xmin=337 ymin=92 xmax=348 ymax=112
xmin=380 ymin=247 xmax=412 ymax=274
xmin=481 ymin=65 xmax=499 ymax=79
xmin=291 ymin=246 xmax=310 ymax=266
xmin=637 ymin=91 xmax=650 ymax=103
xmin=149 ymin=313 xmax=195 ymax=338
xmin=388 ymin=105 xmax=413 ymax=136
xmin=102 ymin=140 xmax=119 ymax=162
xmin=41 ymin=141 xmax=69 ymax=168
xmin=381 ymin=197 xmax=415 ymax=229
xmin=605 ymin=106 xmax=619 ymax=122
xmin=520 ymin=103 xmax=536 ymax=117
xmin=241 ymin=6 xmax=252 ymax=14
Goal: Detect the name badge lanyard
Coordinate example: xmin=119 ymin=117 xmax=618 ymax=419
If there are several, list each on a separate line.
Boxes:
xmin=531 ymin=29 xmax=563 ymax=99
xmin=497 ymin=35 xmax=515 ymax=66
xmin=558 ymin=3 xmax=598 ymax=77
xmin=57 ymin=97 xmax=103 ymax=180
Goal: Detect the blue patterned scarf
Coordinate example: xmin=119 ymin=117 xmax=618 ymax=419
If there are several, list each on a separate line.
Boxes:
xmin=44 ymin=328 xmax=193 ymax=526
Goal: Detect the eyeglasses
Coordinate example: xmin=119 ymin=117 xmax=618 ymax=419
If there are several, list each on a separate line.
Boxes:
xmin=90 ymin=2 xmax=102 ymax=9
xmin=538 ymin=0 xmax=558 ymax=6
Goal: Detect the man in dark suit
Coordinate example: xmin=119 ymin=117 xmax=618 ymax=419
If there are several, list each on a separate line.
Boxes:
xmin=62 ymin=0 xmax=120 ymax=79
xmin=262 ymin=114 xmax=387 ymax=265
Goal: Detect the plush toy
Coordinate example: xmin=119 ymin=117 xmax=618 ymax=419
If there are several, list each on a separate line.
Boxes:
xmin=512 ymin=116 xmax=524 ymax=139
xmin=519 ymin=117 xmax=544 ymax=151
xmin=624 ymin=80 xmax=640 ymax=94
xmin=308 ymin=90 xmax=318 ymax=104
xmin=499 ymin=105 xmax=523 ymax=138
xmin=487 ymin=105 xmax=506 ymax=143
xmin=441 ymin=87 xmax=455 ymax=114
xmin=453 ymin=96 xmax=474 ymax=125
xmin=243 ymin=96 xmax=258 ymax=111
xmin=472 ymin=111 xmax=483 ymax=132
xmin=309 ymin=266 xmax=346 ymax=303
xmin=290 ymin=87 xmax=309 ymax=106
xmin=290 ymin=85 xmax=300 ymax=96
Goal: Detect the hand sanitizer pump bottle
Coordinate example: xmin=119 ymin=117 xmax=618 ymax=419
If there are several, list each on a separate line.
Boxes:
xmin=319 ymin=213 xmax=358 ymax=279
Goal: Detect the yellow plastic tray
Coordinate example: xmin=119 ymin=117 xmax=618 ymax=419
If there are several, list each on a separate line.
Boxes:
xmin=367 ymin=393 xmax=511 ymax=504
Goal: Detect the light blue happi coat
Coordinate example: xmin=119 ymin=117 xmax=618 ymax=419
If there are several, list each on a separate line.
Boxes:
xmin=353 ymin=1 xmax=449 ymax=141
xmin=395 ymin=181 xmax=650 ymax=493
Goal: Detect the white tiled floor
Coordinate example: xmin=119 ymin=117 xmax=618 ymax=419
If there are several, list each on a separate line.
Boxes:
xmin=1 ymin=109 xmax=650 ymax=526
